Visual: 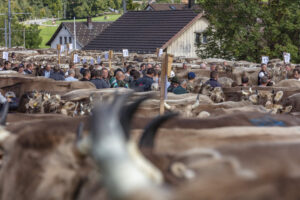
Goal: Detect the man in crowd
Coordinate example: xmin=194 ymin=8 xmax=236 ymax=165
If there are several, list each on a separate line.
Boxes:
xmin=65 ymin=69 xmax=78 ymax=82
xmin=50 ymin=65 xmax=65 ymax=81
xmin=101 ymin=68 xmax=110 ymax=87
xmin=136 ymin=68 xmax=155 ymax=92
xmin=41 ymin=64 xmax=52 ymax=78
xmin=18 ymin=64 xmax=26 ymax=74
xmin=187 ymin=72 xmax=196 ymax=92
xmin=293 ymin=69 xmax=299 ymax=80
xmin=80 ymin=64 xmax=89 ymax=75
xmin=80 ymin=69 xmax=91 ymax=81
xmin=24 ymin=63 xmax=34 ymax=75
xmin=168 ymin=76 xmax=180 ymax=92
xmin=140 ymin=63 xmax=146 ymax=76
xmin=3 ymin=61 xmax=12 ymax=71
xmin=259 ymin=76 xmax=269 ymax=87
xmin=112 ymin=71 xmax=129 ymax=88
xmin=90 ymin=70 xmax=109 ymax=89
xmin=241 ymin=75 xmax=249 ymax=86
xmin=206 ymin=71 xmax=222 ymax=88
xmin=173 ymin=80 xmax=188 ymax=95
xmin=258 ymin=63 xmax=268 ymax=85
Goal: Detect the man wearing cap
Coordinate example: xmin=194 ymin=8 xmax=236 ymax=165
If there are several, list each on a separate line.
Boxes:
xmin=187 ymin=72 xmax=196 ymax=93
xmin=173 ymin=80 xmax=189 ymax=95
xmin=167 ymin=76 xmax=180 ymax=92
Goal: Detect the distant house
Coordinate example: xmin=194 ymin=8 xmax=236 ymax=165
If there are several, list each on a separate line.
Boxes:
xmin=46 ymin=18 xmax=112 ymax=50
xmin=145 ymin=3 xmax=187 ymax=11
xmin=84 ymin=10 xmax=209 ymax=58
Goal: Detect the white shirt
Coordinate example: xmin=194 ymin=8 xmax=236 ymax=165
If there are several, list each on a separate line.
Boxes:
xmin=0 ymin=93 xmax=7 ymax=104
xmin=65 ymin=76 xmax=78 ymax=82
xmin=44 ymin=71 xmax=51 ymax=78
xmin=258 ymin=72 xmax=265 ymax=78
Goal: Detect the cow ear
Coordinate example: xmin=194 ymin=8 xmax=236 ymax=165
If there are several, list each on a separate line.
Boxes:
xmin=120 ymin=95 xmax=151 ymax=140
xmin=139 ymin=112 xmax=178 ymax=151
xmin=0 ymin=102 xmax=9 ymax=126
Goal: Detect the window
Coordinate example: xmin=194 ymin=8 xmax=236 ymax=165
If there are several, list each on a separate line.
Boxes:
xmin=69 ymin=37 xmax=72 ymax=44
xmin=195 ymin=32 xmax=208 ymax=45
xmin=59 ymin=37 xmax=63 ymax=45
xmin=64 ymin=37 xmax=67 ymax=44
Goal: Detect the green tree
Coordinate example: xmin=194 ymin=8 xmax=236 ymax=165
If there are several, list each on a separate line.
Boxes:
xmin=25 ymin=24 xmax=42 ymax=48
xmin=197 ymin=0 xmax=300 ymax=63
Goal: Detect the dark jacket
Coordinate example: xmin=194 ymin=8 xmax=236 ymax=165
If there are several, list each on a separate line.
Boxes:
xmin=205 ymin=79 xmax=222 ymax=88
xmin=173 ymin=86 xmax=188 ymax=95
xmin=80 ymin=77 xmax=90 ymax=81
xmin=136 ymin=75 xmax=154 ymax=92
xmin=90 ymin=78 xmax=110 ymax=89
xmin=24 ymin=69 xmax=33 ymax=75
xmin=258 ymin=70 xmax=268 ymax=85
xmin=49 ymin=72 xmax=65 ymax=81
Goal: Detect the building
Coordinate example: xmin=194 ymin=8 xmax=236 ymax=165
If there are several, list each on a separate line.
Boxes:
xmin=84 ymin=10 xmax=209 ymax=58
xmin=46 ymin=18 xmax=112 ymax=50
xmin=144 ymin=3 xmax=187 ymax=11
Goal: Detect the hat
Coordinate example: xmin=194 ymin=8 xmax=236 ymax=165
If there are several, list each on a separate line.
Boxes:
xmin=170 ymin=76 xmax=180 ymax=84
xmin=5 ymin=91 xmax=16 ymax=98
xmin=188 ymin=72 xmax=196 ymax=79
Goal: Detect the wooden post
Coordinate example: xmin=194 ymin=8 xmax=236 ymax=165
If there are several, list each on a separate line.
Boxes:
xmin=109 ymin=50 xmax=113 ymax=71
xmin=66 ymin=43 xmax=70 ymax=56
xmin=57 ymin=44 xmax=61 ymax=65
xmin=159 ymin=53 xmax=173 ymax=115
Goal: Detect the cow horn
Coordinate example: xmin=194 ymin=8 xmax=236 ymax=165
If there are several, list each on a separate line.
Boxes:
xmin=0 ymin=102 xmax=9 ymax=126
xmin=120 ymin=95 xmax=151 ymax=140
xmin=139 ymin=112 xmax=178 ymax=150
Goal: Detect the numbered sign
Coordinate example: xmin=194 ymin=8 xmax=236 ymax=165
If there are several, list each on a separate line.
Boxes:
xmin=159 ymin=49 xmax=163 ymax=57
xmin=60 ymin=45 xmax=65 ymax=53
xmin=68 ymin=43 xmax=73 ymax=52
xmin=262 ymin=56 xmax=269 ymax=64
xmin=122 ymin=49 xmax=129 ymax=57
xmin=283 ymin=52 xmax=291 ymax=64
xmin=90 ymin=59 xmax=94 ymax=65
xmin=104 ymin=52 xmax=109 ymax=60
xmin=2 ymin=52 xmax=8 ymax=61
xmin=73 ymin=54 xmax=78 ymax=63
xmin=97 ymin=56 xmax=101 ymax=64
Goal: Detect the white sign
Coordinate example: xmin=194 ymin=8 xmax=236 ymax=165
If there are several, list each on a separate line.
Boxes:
xmin=283 ymin=52 xmax=291 ymax=64
xmin=159 ymin=49 xmax=163 ymax=57
xmin=82 ymin=58 xmax=87 ymax=64
xmin=97 ymin=56 xmax=101 ymax=64
xmin=2 ymin=52 xmax=8 ymax=61
xmin=104 ymin=52 xmax=109 ymax=60
xmin=90 ymin=59 xmax=94 ymax=65
xmin=68 ymin=43 xmax=73 ymax=53
xmin=123 ymin=49 xmax=129 ymax=57
xmin=60 ymin=45 xmax=65 ymax=53
xmin=77 ymin=56 xmax=80 ymax=63
xmin=262 ymin=56 xmax=269 ymax=64
xmin=73 ymin=54 xmax=78 ymax=63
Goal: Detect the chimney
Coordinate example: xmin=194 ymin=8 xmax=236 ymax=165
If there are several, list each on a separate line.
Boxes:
xmin=188 ymin=0 xmax=195 ymax=8
xmin=87 ymin=17 xmax=93 ymax=29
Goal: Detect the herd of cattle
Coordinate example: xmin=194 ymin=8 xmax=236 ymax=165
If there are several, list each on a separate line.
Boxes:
xmin=0 ymin=49 xmax=300 ymax=199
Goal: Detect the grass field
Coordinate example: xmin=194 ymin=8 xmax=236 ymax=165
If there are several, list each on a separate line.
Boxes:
xmin=38 ymin=14 xmax=121 ymax=49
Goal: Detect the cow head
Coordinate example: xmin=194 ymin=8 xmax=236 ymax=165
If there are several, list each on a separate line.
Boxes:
xmin=76 ymin=93 xmax=177 ymax=199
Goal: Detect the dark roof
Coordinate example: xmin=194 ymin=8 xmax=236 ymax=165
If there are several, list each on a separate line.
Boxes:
xmin=46 ymin=21 xmax=112 ymax=47
xmin=145 ymin=3 xmax=186 ymax=11
xmin=84 ymin=10 xmax=202 ymax=53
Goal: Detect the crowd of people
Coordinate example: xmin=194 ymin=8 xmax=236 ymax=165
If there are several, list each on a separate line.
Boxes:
xmin=1 ymin=59 xmax=300 ymax=98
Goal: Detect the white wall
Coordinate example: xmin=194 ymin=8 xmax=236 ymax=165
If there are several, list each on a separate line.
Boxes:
xmin=50 ymin=25 xmax=82 ymax=50
xmin=166 ymin=17 xmax=209 ymax=58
